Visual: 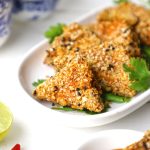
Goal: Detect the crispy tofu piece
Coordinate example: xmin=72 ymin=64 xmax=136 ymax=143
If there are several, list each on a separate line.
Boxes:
xmin=46 ymin=41 xmax=136 ymax=97
xmin=33 ymin=57 xmax=104 ymax=113
xmin=92 ymin=41 xmax=136 ymax=97
xmin=44 ymin=23 xmax=137 ymax=97
xmin=75 ymin=41 xmax=136 ymax=97
xmin=97 ymin=3 xmax=138 ymax=26
xmin=118 ymin=130 xmax=150 ymax=150
xmin=89 ymin=20 xmax=140 ymax=56
xmin=44 ymin=23 xmax=101 ymax=69
xmin=97 ymin=2 xmax=150 ymax=45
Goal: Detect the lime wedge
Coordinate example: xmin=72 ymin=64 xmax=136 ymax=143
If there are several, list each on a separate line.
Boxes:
xmin=0 ymin=102 xmax=13 ymax=141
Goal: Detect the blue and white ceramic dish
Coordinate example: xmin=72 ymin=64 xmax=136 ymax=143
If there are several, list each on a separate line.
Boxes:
xmin=0 ymin=0 xmax=12 ymax=47
xmin=13 ymin=0 xmax=58 ymax=21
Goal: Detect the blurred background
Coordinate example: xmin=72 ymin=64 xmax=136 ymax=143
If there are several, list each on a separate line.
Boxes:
xmin=0 ymin=0 xmax=149 ymax=58
xmin=0 ymin=0 xmax=104 ymax=58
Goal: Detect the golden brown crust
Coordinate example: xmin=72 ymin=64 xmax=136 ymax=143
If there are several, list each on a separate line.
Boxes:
xmin=34 ymin=57 xmax=104 ymax=112
xmin=97 ymin=3 xmax=138 ymax=26
xmin=97 ymin=2 xmax=150 ymax=45
xmin=89 ymin=20 xmax=140 ymax=56
xmin=44 ymin=23 xmax=101 ymax=69
xmin=44 ymin=23 xmax=137 ymax=97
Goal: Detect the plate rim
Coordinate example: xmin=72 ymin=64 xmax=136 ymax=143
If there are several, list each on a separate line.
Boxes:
xmin=18 ymin=39 xmax=150 ymax=119
xmin=17 ymin=4 xmax=150 ymax=127
xmin=77 ymin=129 xmax=143 ymax=150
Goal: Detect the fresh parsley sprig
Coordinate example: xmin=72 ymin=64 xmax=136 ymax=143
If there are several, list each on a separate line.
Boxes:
xmin=45 ymin=23 xmax=65 ymax=43
xmin=123 ymin=58 xmax=150 ymax=92
xmin=102 ymin=93 xmax=130 ymax=103
xmin=32 ymin=79 xmax=45 ymax=87
xmin=52 ymin=106 xmax=100 ymax=115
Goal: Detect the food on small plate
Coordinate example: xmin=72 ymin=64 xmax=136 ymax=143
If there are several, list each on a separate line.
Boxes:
xmin=116 ymin=130 xmax=150 ymax=150
xmin=97 ymin=2 xmax=150 ymax=45
xmin=32 ymin=1 xmax=150 ymax=114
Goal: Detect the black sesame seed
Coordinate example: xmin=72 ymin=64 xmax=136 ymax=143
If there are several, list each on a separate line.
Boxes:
xmin=54 ymin=86 xmax=58 ymax=91
xmin=76 ymin=88 xmax=81 ymax=96
xmin=74 ymin=47 xmax=80 ymax=52
xmin=108 ymin=64 xmax=114 ymax=70
xmin=84 ymin=86 xmax=87 ymax=90
xmin=112 ymin=46 xmax=115 ymax=50
xmin=108 ymin=45 xmax=115 ymax=50
xmin=52 ymin=103 xmax=55 ymax=106
xmin=105 ymin=48 xmax=110 ymax=52
xmin=33 ymin=90 xmax=37 ymax=95
xmin=78 ymin=103 xmax=81 ymax=106
xmin=77 ymin=91 xmax=81 ymax=96
xmin=76 ymin=88 xmax=80 ymax=91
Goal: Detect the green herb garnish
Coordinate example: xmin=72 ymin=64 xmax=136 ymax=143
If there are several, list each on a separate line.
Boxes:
xmin=52 ymin=106 xmax=74 ymax=111
xmin=52 ymin=106 xmax=100 ymax=115
xmin=32 ymin=79 xmax=45 ymax=87
xmin=141 ymin=45 xmax=150 ymax=65
xmin=113 ymin=0 xmax=128 ymax=4
xmin=123 ymin=58 xmax=150 ymax=92
xmin=102 ymin=93 xmax=130 ymax=103
xmin=45 ymin=23 xmax=65 ymax=43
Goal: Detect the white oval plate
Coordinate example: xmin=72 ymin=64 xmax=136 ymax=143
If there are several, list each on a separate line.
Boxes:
xmin=18 ymin=1 xmax=150 ymax=127
xmin=77 ymin=129 xmax=143 ymax=150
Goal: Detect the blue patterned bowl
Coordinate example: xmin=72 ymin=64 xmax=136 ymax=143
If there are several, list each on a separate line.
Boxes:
xmin=0 ymin=0 xmax=12 ymax=47
xmin=13 ymin=0 xmax=58 ymax=21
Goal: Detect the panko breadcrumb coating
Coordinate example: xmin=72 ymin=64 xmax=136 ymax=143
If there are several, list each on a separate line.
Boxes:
xmin=33 ymin=57 xmax=104 ymax=113
xmin=97 ymin=2 xmax=150 ymax=45
xmin=44 ymin=23 xmax=137 ymax=97
xmin=89 ymin=20 xmax=140 ymax=56
xmin=118 ymin=130 xmax=150 ymax=150
xmin=44 ymin=23 xmax=101 ymax=69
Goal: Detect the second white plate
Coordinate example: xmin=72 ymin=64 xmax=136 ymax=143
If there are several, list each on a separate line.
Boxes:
xmin=77 ymin=129 xmax=143 ymax=150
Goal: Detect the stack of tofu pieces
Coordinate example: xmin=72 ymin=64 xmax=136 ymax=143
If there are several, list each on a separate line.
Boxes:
xmin=33 ymin=2 xmax=150 ymax=113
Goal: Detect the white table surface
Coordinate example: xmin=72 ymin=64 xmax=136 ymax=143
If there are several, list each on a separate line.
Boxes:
xmin=0 ymin=0 xmax=150 ymax=150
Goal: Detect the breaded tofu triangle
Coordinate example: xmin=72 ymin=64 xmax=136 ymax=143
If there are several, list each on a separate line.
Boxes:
xmin=97 ymin=2 xmax=150 ymax=46
xmin=44 ymin=23 xmax=101 ymax=70
xmin=89 ymin=20 xmax=140 ymax=56
xmin=33 ymin=57 xmax=104 ymax=113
